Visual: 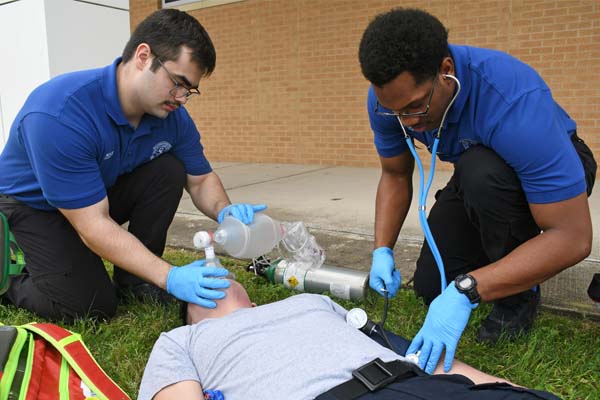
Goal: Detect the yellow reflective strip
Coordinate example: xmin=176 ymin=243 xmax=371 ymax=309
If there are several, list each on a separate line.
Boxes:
xmin=0 ymin=328 xmax=28 ymax=400
xmin=59 ymin=357 xmax=70 ymax=400
xmin=58 ymin=334 xmax=81 ymax=347
xmin=20 ymin=325 xmax=130 ymax=399
xmin=17 ymin=334 xmax=35 ymax=400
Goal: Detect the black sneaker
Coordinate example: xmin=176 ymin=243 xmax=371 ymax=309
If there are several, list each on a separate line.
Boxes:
xmin=477 ymin=287 xmax=541 ymax=344
xmin=118 ymin=283 xmax=176 ymax=306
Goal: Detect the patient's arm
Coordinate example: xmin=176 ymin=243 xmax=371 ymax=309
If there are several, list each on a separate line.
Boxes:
xmin=154 ymin=380 xmax=204 ymax=400
xmin=433 ymin=359 xmax=515 ymax=386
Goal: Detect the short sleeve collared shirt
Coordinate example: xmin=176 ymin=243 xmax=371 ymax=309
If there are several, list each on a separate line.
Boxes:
xmin=0 ymin=58 xmax=212 ymax=210
xmin=368 ymin=45 xmax=584 ymax=204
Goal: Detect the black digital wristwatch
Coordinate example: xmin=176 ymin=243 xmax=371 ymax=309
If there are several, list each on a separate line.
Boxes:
xmin=454 ymin=274 xmax=481 ymax=304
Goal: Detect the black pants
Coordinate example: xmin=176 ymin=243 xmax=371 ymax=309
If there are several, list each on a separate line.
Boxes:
xmin=0 ymin=154 xmax=185 ymax=322
xmin=352 ymin=375 xmax=560 ymax=399
xmin=414 ymin=135 xmax=596 ymax=303
xmin=318 ymin=330 xmax=560 ymax=400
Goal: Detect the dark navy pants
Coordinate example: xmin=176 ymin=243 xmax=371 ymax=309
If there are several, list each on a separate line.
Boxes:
xmin=0 ymin=154 xmax=185 ymax=322
xmin=317 ymin=329 xmax=561 ymax=400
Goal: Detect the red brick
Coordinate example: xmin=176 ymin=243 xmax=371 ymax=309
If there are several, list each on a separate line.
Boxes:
xmin=129 ymin=0 xmax=599 ymax=168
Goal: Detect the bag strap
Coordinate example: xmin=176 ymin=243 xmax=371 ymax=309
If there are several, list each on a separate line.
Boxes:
xmin=0 ymin=325 xmax=34 ymax=400
xmin=21 ymin=323 xmax=131 ymax=400
xmin=0 ymin=211 xmax=26 ymax=295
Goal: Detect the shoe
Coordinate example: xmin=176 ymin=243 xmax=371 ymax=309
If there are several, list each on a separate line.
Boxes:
xmin=477 ymin=287 xmax=540 ymax=344
xmin=118 ymin=283 xmax=176 ymax=306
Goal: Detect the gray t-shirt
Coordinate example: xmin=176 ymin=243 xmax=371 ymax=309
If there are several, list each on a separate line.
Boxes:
xmin=138 ymin=293 xmax=405 ymax=400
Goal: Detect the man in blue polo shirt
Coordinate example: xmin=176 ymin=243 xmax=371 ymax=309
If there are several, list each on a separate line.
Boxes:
xmin=0 ymin=9 xmax=265 ymax=322
xmin=358 ymin=8 xmax=596 ymax=373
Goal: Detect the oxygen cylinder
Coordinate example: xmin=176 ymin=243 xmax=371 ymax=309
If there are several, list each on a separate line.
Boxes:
xmin=264 ymin=260 xmax=369 ymax=301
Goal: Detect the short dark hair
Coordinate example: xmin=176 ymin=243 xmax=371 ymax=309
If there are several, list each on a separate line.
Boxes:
xmin=122 ymin=9 xmax=216 ymax=77
xmin=358 ymin=8 xmax=449 ymax=87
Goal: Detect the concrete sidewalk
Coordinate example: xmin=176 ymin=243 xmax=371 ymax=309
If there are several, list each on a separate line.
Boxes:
xmin=167 ymin=162 xmax=600 ymax=317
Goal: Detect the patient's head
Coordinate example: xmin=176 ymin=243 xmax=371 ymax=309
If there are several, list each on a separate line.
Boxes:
xmin=184 ymin=279 xmax=256 ymax=325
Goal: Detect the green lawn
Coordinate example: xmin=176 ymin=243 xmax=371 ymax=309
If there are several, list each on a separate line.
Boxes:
xmin=1 ymin=247 xmax=599 ymax=399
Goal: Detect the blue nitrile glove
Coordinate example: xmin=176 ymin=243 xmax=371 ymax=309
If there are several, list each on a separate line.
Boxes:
xmin=369 ymin=247 xmax=401 ymax=297
xmin=406 ymin=282 xmax=478 ymax=374
xmin=217 ymin=203 xmax=268 ymax=225
xmin=166 ymin=260 xmax=231 ymax=308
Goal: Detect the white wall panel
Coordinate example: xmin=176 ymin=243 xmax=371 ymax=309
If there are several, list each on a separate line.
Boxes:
xmin=45 ymin=0 xmax=129 ymax=77
xmin=0 ymin=0 xmax=50 ymax=151
xmin=0 ymin=0 xmax=129 ymax=151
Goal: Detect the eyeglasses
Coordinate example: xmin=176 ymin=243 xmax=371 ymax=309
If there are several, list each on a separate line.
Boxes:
xmin=155 ymin=57 xmax=201 ymax=99
xmin=374 ymin=73 xmax=438 ymax=118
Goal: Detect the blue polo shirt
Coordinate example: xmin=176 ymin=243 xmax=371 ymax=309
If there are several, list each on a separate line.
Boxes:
xmin=368 ymin=45 xmax=584 ymax=204
xmin=0 ymin=58 xmax=212 ymax=210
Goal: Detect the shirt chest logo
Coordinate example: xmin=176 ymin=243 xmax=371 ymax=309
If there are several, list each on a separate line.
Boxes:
xmin=151 ymin=141 xmax=172 ymax=160
xmin=459 ymin=138 xmax=479 ymax=150
xmin=103 ymin=151 xmax=114 ymax=160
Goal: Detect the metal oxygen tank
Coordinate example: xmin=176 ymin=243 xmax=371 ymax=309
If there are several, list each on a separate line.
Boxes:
xmin=262 ymin=259 xmax=369 ymax=301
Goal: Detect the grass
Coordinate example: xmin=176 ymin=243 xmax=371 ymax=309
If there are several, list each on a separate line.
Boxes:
xmin=1 ymin=247 xmax=599 ymax=399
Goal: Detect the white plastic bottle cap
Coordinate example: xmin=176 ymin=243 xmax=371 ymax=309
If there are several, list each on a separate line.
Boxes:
xmin=404 ymin=352 xmax=420 ymax=366
xmin=193 ymin=231 xmax=212 ymax=249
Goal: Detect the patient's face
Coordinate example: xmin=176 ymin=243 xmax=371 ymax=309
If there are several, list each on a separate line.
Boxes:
xmin=187 ymin=280 xmax=255 ymax=324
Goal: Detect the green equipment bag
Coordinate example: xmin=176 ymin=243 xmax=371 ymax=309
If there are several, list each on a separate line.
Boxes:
xmin=0 ymin=323 xmax=131 ymax=400
xmin=0 ymin=211 xmax=25 ymax=295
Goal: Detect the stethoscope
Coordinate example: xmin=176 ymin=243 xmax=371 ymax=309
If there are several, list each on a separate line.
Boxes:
xmin=346 ymin=74 xmax=460 ymax=365
xmin=345 ymin=75 xmax=462 ymax=363
xmin=398 ymin=74 xmax=462 ymax=293
xmin=346 ymin=288 xmax=419 ymax=365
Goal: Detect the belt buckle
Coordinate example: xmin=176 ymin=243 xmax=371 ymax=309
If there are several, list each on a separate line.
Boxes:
xmin=352 ymin=358 xmax=396 ymax=392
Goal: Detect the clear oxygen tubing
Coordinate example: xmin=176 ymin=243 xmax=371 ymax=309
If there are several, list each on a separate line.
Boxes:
xmin=396 ymin=74 xmax=461 ymax=293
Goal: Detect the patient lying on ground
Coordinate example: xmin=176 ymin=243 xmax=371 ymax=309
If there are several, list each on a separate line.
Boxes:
xmin=139 ymin=280 xmax=559 ymax=400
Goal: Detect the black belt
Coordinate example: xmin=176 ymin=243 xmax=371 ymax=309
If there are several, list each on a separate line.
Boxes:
xmin=316 ymin=358 xmax=421 ymax=400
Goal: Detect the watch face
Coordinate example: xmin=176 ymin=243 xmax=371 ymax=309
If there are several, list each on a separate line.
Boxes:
xmin=346 ymin=308 xmax=368 ymax=329
xmin=457 ymin=276 xmax=474 ymax=290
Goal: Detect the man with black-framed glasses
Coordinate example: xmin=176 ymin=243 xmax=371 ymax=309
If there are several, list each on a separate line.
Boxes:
xmin=359 ymin=8 xmax=596 ymax=374
xmin=0 ymin=9 xmax=266 ymax=322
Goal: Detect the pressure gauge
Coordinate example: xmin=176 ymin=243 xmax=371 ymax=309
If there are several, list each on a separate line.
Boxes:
xmin=346 ymin=308 xmax=369 ymax=330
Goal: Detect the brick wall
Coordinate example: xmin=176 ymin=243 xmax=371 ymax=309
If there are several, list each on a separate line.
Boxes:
xmin=129 ymin=0 xmax=599 ymax=169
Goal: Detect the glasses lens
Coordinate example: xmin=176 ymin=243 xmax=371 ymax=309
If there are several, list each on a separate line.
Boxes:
xmin=168 ymin=84 xmax=183 ymax=96
xmin=401 ymin=76 xmax=437 ymax=117
xmin=401 ymin=107 xmax=428 ymax=118
xmin=169 ymin=87 xmax=200 ymax=99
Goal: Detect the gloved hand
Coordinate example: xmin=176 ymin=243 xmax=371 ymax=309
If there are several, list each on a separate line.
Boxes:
xmin=369 ymin=247 xmax=401 ymax=297
xmin=406 ymin=282 xmax=478 ymax=374
xmin=166 ymin=260 xmax=231 ymax=308
xmin=217 ymin=203 xmax=268 ymax=225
